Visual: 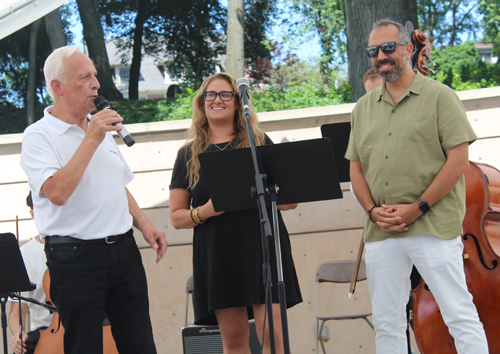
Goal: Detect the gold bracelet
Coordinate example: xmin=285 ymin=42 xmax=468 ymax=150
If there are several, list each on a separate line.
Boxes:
xmin=190 ymin=208 xmax=199 ymax=225
xmin=193 ymin=206 xmax=205 ymax=225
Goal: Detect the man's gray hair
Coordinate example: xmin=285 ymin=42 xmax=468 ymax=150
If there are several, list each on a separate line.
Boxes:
xmin=372 ymin=19 xmax=411 ymax=44
xmin=44 ymin=46 xmax=79 ymax=100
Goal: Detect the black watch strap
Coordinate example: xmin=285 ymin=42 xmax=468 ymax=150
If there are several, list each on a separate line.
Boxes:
xmin=415 ymin=197 xmax=430 ymax=215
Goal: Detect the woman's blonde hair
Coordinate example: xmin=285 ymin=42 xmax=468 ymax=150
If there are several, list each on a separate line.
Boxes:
xmin=184 ymin=72 xmax=265 ymax=188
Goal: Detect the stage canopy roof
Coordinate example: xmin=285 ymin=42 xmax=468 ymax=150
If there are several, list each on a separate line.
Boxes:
xmin=0 ymin=0 xmax=68 ymax=40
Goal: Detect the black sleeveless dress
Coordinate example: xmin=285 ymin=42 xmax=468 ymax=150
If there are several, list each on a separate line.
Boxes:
xmin=169 ymin=137 xmax=302 ymax=325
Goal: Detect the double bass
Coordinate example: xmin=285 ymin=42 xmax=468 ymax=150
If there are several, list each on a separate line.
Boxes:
xmin=405 ymin=22 xmax=500 ymax=354
xmin=411 ymin=162 xmax=500 ymax=353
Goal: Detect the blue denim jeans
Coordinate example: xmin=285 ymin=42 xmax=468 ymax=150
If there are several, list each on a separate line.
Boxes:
xmin=45 ymin=230 xmax=156 ymax=354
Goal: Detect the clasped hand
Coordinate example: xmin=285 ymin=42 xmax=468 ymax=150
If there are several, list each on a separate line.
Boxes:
xmin=371 ymin=203 xmax=421 ymax=232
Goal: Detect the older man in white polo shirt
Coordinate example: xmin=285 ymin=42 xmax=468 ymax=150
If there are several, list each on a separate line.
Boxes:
xmin=20 ymin=46 xmax=167 ymax=354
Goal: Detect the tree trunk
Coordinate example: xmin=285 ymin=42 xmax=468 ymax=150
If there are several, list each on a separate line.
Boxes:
xmin=449 ymin=2 xmax=457 ymax=47
xmin=44 ymin=8 xmax=67 ymax=50
xmin=345 ymin=0 xmax=418 ymax=102
xmin=226 ymin=0 xmax=245 ymax=78
xmin=27 ymin=19 xmax=42 ymax=125
xmin=129 ymin=0 xmax=149 ymax=100
xmin=317 ymin=17 xmax=333 ymax=92
xmin=76 ymin=0 xmax=123 ymax=101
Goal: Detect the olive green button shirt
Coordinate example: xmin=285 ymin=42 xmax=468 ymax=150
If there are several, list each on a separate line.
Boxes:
xmin=345 ymin=71 xmax=477 ymax=242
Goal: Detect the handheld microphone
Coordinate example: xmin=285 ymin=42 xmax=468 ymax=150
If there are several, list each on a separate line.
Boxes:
xmin=93 ymin=96 xmax=135 ymax=147
xmin=236 ymin=77 xmax=250 ymax=112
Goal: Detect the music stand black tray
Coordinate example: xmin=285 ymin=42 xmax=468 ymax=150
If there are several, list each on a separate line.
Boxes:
xmin=198 ymin=138 xmax=343 ymax=212
xmin=0 ymin=233 xmax=34 ymax=294
xmin=321 ymin=122 xmax=351 ymax=183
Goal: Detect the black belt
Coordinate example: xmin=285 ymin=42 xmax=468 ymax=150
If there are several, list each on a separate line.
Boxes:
xmin=45 ymin=229 xmax=133 ymax=245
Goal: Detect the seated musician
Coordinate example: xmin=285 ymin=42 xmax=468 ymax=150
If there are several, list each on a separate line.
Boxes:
xmin=8 ymin=192 xmax=52 ymax=354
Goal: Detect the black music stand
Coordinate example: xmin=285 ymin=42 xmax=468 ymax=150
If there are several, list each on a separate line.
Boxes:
xmin=199 ymin=138 xmax=342 ymax=353
xmin=321 ymin=122 xmax=351 ymax=183
xmin=199 ymin=138 xmax=343 ymax=212
xmin=0 ymin=233 xmax=36 ymax=354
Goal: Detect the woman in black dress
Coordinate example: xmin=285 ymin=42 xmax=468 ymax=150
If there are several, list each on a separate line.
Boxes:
xmin=169 ymin=73 xmax=302 ymax=354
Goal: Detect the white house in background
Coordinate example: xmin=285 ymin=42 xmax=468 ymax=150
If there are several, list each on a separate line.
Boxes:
xmin=474 ymin=43 xmax=498 ymax=64
xmin=105 ymin=39 xmax=182 ymax=100
xmin=104 ymin=39 xmax=226 ymax=100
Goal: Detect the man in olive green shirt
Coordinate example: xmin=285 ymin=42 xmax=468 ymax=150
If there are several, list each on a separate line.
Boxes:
xmin=345 ymin=19 xmax=488 ymax=354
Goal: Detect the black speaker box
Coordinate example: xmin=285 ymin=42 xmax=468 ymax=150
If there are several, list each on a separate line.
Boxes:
xmin=182 ymin=320 xmax=260 ymax=354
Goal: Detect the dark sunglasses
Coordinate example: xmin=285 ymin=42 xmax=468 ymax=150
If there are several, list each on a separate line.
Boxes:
xmin=202 ymin=91 xmax=237 ymax=101
xmin=365 ymin=42 xmax=407 ymax=58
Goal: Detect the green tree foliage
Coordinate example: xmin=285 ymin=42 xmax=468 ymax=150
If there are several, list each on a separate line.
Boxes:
xmin=417 ymin=0 xmax=448 ymax=45
xmin=279 ymin=0 xmax=346 ymax=91
xmin=0 ymin=5 xmax=73 ymax=108
xmin=0 ymin=105 xmax=45 ymax=133
xmin=104 ymin=47 xmax=353 ymax=118
xmin=152 ymin=0 xmax=226 ymax=89
xmin=101 ymin=0 xmax=275 ymax=90
xmin=0 ymin=26 xmax=53 ymax=109
xmin=100 ymin=0 xmax=226 ymax=90
xmin=418 ymin=0 xmax=480 ymax=47
xmin=479 ymin=0 xmax=500 ymax=57
xmin=250 ymin=80 xmax=350 ymax=112
xmin=0 ymin=42 xmax=354 ymax=134
xmin=427 ymin=41 xmax=500 ymax=89
xmin=0 ymin=27 xmax=38 ymax=108
xmin=243 ymin=0 xmax=278 ymax=76
xmin=107 ymin=90 xmax=197 ymax=122
xmin=99 ymin=0 xmax=157 ymax=99
xmin=249 ymin=41 xmax=351 ymax=112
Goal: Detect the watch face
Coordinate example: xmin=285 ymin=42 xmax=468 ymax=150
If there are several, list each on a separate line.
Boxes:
xmin=419 ymin=201 xmax=430 ymax=214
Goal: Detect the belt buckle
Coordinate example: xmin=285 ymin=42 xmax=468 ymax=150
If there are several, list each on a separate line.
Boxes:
xmin=105 ymin=236 xmax=117 ymax=244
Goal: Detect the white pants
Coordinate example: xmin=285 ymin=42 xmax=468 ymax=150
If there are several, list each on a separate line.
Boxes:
xmin=365 ymin=235 xmax=489 ymax=354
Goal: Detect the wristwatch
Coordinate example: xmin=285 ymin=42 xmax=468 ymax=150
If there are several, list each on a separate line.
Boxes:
xmin=415 ymin=197 xmax=430 ymax=215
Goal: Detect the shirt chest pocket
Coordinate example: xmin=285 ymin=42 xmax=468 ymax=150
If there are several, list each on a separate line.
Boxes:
xmin=401 ymin=113 xmax=435 ymax=142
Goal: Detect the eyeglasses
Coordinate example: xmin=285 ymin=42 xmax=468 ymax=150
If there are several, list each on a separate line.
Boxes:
xmin=202 ymin=91 xmax=237 ymax=101
xmin=365 ymin=42 xmax=408 ymax=58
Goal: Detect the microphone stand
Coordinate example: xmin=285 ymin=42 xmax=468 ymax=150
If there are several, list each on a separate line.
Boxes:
xmin=264 ymin=157 xmax=291 ymax=354
xmin=242 ymin=105 xmax=290 ymax=354
xmin=1 ymin=295 xmax=9 ymax=354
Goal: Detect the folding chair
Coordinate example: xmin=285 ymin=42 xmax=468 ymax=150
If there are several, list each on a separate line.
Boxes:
xmin=315 ymin=259 xmax=374 ymax=354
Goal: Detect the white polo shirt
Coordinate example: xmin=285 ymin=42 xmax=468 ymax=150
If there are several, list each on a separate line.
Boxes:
xmin=20 ymin=106 xmax=134 ymax=240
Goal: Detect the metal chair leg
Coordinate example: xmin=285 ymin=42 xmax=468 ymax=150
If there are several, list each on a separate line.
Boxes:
xmin=319 ymin=320 xmax=327 ymax=354
xmin=362 ymin=317 xmax=374 ymax=330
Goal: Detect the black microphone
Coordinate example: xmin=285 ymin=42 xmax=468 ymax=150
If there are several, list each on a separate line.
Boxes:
xmin=236 ymin=77 xmax=250 ymax=112
xmin=94 ymin=96 xmax=135 ymax=147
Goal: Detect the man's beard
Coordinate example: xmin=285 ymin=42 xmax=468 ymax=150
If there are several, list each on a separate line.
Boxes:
xmin=376 ymin=57 xmax=407 ymax=82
